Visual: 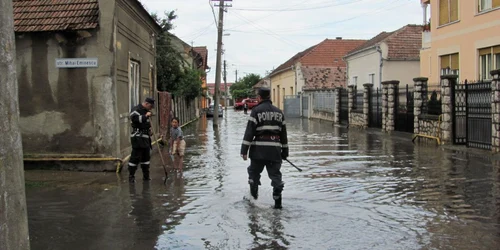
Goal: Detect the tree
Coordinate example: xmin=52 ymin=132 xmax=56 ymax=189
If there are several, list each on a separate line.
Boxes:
xmin=153 ymin=11 xmax=203 ymax=101
xmin=0 ymin=0 xmax=30 ymax=249
xmin=229 ymin=73 xmax=261 ymax=99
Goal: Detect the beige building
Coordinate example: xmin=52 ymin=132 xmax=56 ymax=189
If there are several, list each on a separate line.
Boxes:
xmin=270 ymin=38 xmax=365 ymax=110
xmin=344 ymin=25 xmax=422 ymax=89
xmin=420 ymin=0 xmax=500 ymax=84
xmin=14 ymin=0 xmax=161 ymax=170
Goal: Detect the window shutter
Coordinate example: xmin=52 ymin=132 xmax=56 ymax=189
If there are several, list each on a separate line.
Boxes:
xmin=479 ymin=47 xmax=491 ymax=56
xmin=450 ymin=0 xmax=459 ymax=22
xmin=450 ymin=53 xmax=459 ymax=70
xmin=441 ymin=55 xmax=450 ymax=69
xmin=493 ymin=45 xmax=500 ymax=54
xmin=439 ymin=0 xmax=449 ymax=25
xmin=493 ymin=0 xmax=500 ymax=8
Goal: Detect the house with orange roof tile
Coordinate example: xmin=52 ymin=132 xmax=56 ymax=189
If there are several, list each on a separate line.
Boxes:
xmin=344 ymin=24 xmax=422 ymax=90
xmin=13 ymin=0 xmax=161 ymax=170
xmin=269 ymin=38 xmax=366 ymax=110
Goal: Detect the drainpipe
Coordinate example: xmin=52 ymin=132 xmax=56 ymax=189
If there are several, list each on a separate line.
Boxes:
xmin=376 ymin=45 xmax=383 ymax=88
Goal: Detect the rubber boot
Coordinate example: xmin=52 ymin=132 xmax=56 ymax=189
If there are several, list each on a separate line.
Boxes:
xmin=128 ymin=165 xmax=137 ymax=183
xmin=248 ymin=179 xmax=258 ymax=199
xmin=250 ymin=184 xmax=258 ymax=199
xmin=273 ymin=195 xmax=282 ymax=209
xmin=142 ymin=165 xmax=151 ymax=181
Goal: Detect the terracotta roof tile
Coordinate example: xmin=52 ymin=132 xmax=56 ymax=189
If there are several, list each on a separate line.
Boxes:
xmin=271 ymin=38 xmax=366 ymax=76
xmin=302 ymin=66 xmax=348 ymax=90
xmin=13 ymin=0 xmax=99 ymax=32
xmin=345 ymin=24 xmax=423 ymax=60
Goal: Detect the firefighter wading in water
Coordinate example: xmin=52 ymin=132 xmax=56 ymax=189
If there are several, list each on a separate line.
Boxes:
xmin=240 ymin=87 xmax=288 ymax=209
xmin=128 ymin=97 xmax=155 ymax=183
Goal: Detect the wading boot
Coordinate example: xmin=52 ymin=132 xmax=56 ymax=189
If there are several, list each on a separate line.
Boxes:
xmin=250 ymin=184 xmax=258 ymax=199
xmin=143 ymin=171 xmax=151 ymax=181
xmin=273 ymin=196 xmax=282 ymax=209
xmin=129 ymin=175 xmax=135 ymax=183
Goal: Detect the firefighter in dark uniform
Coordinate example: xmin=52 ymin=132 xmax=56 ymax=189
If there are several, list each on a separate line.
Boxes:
xmin=128 ymin=97 xmax=155 ymax=183
xmin=240 ymin=87 xmax=288 ymax=209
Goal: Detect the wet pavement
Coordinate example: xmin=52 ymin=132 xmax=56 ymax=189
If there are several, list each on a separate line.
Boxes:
xmin=25 ymin=109 xmax=500 ymax=249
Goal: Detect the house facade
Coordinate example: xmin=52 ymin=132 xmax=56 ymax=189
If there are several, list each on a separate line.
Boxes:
xmin=14 ymin=0 xmax=161 ymax=170
xmin=193 ymin=46 xmax=210 ymax=109
xmin=420 ymin=0 xmax=500 ymax=83
xmin=270 ymin=38 xmax=366 ymax=110
xmin=344 ymin=25 xmax=422 ymax=90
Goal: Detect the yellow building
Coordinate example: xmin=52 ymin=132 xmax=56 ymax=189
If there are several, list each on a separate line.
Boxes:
xmin=420 ymin=0 xmax=500 ymax=84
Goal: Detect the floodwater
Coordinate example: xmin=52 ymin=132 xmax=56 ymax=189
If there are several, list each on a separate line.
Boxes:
xmin=25 ymin=109 xmax=500 ymax=250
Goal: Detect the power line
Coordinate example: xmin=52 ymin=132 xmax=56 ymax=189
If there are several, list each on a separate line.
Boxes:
xmin=232 ymin=0 xmax=366 ymax=12
xmin=209 ymin=0 xmax=219 ymax=29
xmin=229 ymin=11 xmax=304 ymax=48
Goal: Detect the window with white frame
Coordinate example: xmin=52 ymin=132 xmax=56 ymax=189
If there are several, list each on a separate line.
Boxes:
xmin=440 ymin=53 xmax=459 ymax=79
xmin=369 ymin=74 xmax=375 ymax=84
xmin=479 ymin=0 xmax=500 ymax=12
xmin=129 ymin=61 xmax=140 ymax=110
xmin=479 ymin=45 xmax=500 ymax=80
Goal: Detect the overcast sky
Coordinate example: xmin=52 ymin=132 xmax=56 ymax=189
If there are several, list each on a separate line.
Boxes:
xmin=141 ymin=0 xmax=423 ymax=83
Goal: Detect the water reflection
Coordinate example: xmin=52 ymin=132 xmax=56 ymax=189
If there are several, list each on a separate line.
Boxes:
xmin=246 ymin=202 xmax=289 ymax=250
xmin=128 ymin=182 xmax=160 ymax=249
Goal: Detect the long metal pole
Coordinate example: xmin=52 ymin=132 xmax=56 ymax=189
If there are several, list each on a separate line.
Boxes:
xmin=0 ymin=0 xmax=30 ymax=248
xmin=213 ymin=0 xmax=224 ymax=126
xmin=224 ymin=59 xmax=228 ymax=110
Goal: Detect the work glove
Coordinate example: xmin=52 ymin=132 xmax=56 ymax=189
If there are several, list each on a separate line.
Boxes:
xmin=281 ymin=152 xmax=288 ymax=161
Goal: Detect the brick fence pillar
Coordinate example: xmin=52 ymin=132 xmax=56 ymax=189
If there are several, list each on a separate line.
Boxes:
xmin=491 ymin=69 xmax=500 ymax=152
xmin=334 ymin=87 xmax=341 ymax=125
xmin=413 ymin=77 xmax=428 ymax=134
xmin=348 ymin=85 xmax=355 ymax=125
xmin=382 ymin=80 xmax=399 ymax=132
xmin=440 ymin=75 xmax=458 ymax=144
xmin=363 ymin=83 xmax=373 ymax=127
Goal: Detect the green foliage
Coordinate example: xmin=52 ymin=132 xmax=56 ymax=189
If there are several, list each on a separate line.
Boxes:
xmin=229 ymin=73 xmax=261 ymax=99
xmin=153 ymin=10 xmax=203 ymax=100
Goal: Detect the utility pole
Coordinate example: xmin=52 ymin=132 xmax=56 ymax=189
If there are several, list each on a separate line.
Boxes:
xmin=212 ymin=0 xmax=231 ymax=126
xmin=0 ymin=0 xmax=30 ymax=249
xmin=223 ymin=60 xmax=228 ymax=110
xmin=235 ymin=69 xmax=238 ymax=83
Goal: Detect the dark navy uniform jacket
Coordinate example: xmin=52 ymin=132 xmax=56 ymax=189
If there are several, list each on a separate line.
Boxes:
xmin=130 ymin=104 xmax=152 ymax=149
xmin=240 ymin=99 xmax=288 ymax=162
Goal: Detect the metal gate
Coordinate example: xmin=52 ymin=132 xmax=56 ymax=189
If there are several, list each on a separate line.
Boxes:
xmin=339 ymin=88 xmax=348 ymax=124
xmin=284 ymin=95 xmax=300 ymax=118
xmin=453 ymin=80 xmax=492 ymax=150
xmin=395 ymin=84 xmax=414 ymax=133
xmin=301 ymin=95 xmax=309 ymax=117
xmin=369 ymin=87 xmax=382 ymax=128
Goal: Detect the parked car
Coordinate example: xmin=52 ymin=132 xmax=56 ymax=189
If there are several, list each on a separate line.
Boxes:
xmin=234 ymin=98 xmax=258 ymax=110
xmin=207 ymin=103 xmax=223 ymax=117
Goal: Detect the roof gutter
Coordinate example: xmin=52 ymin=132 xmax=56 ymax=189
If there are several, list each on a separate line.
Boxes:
xmin=343 ymin=45 xmax=378 ymax=60
xmin=377 ymin=45 xmax=383 ymax=89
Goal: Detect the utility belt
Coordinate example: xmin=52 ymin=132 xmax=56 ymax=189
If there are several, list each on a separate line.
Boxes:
xmin=256 ymin=135 xmax=280 ymax=141
xmin=131 ymin=128 xmax=150 ymax=135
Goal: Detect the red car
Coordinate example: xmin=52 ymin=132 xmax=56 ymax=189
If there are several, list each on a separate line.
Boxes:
xmin=235 ymin=98 xmax=258 ymax=110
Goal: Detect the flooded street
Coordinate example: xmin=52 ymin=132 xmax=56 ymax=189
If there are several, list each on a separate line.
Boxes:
xmin=25 ymin=109 xmax=500 ymax=249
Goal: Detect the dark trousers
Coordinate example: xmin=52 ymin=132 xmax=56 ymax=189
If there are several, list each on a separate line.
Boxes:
xmin=247 ymin=159 xmax=284 ymax=198
xmin=128 ymin=147 xmax=151 ymax=177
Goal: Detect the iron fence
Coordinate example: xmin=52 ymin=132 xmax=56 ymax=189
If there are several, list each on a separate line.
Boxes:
xmin=312 ymin=91 xmax=335 ymax=112
xmin=369 ymin=87 xmax=382 ymax=128
xmin=395 ymin=84 xmax=414 ymax=133
xmin=422 ymin=83 xmax=442 ymax=115
xmin=352 ymin=87 xmax=364 ymax=112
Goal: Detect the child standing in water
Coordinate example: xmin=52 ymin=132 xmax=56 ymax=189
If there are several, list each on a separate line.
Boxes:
xmin=169 ymin=117 xmax=185 ymax=171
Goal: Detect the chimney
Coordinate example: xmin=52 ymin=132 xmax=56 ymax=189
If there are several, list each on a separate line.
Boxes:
xmin=336 ymin=37 xmax=342 ymax=40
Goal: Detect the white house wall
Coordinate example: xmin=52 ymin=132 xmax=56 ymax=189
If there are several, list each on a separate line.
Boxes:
xmin=383 ymin=60 xmax=420 ymax=88
xmin=346 ymin=47 xmax=380 ymax=89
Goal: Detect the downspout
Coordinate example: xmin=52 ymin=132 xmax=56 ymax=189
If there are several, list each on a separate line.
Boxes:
xmin=376 ymin=45 xmax=383 ymax=88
